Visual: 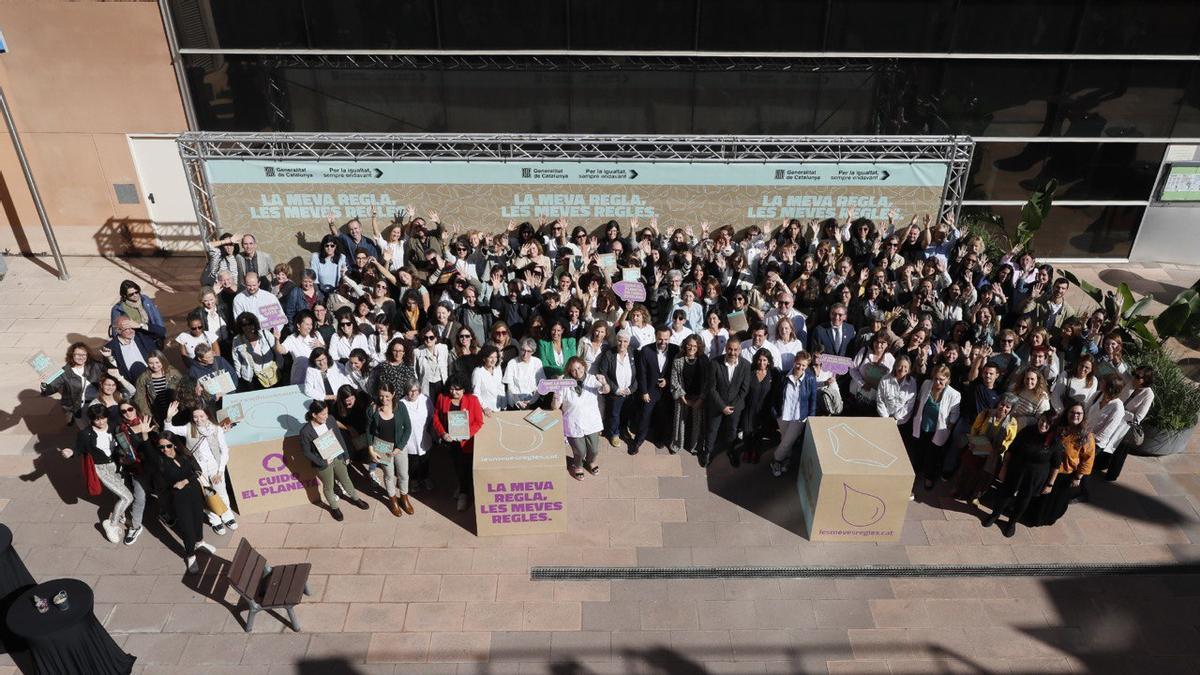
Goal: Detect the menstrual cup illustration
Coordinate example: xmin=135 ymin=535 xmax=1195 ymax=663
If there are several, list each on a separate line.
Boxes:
xmin=840 ymin=483 xmax=886 ymax=527
xmin=495 ymin=416 xmax=542 ymax=454
xmin=828 ymin=423 xmax=898 ymax=469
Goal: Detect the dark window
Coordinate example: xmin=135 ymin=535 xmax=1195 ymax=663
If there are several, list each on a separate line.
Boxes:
xmin=570 ymin=71 xmax=692 ymax=134
xmin=932 ymin=61 xmax=1067 ymax=137
xmin=439 ymin=0 xmax=567 ymax=49
xmin=696 ymin=0 xmax=825 ymax=50
xmin=950 ymin=0 xmax=1081 ymax=53
xmin=1076 ymin=1 xmax=1200 ymax=54
xmin=961 ymin=205 xmax=1144 ymax=258
xmin=184 ymin=56 xmax=284 ymax=132
xmin=694 ymin=71 xmax=817 ymax=134
xmin=1061 ymin=62 xmax=1189 ymax=138
xmin=569 ymin=0 xmax=697 ymax=50
xmin=442 ymin=71 xmax=570 ymax=133
xmin=1174 ymin=64 xmax=1200 ymax=137
xmin=968 ymin=142 xmax=1165 ymax=201
xmin=303 ymin=0 xmax=438 ymax=49
xmin=825 ymin=1 xmax=955 ymax=52
xmin=176 ymin=0 xmax=309 ymax=49
xmin=284 ymin=69 xmax=446 ymax=133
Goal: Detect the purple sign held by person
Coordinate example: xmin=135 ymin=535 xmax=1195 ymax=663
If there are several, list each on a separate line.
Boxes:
xmin=818 ymin=354 xmax=855 ymax=375
xmin=613 ymin=281 xmax=646 ymax=303
xmin=537 ymin=378 xmax=577 ymax=396
xmin=259 ymin=303 xmax=287 ymax=331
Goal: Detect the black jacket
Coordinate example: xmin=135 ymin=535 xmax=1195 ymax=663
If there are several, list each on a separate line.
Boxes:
xmin=595 ymin=348 xmax=639 ymax=397
xmin=299 ymin=421 xmax=350 ymax=469
xmin=706 ymin=357 xmax=751 ymax=416
xmin=636 ymin=343 xmax=678 ymax=401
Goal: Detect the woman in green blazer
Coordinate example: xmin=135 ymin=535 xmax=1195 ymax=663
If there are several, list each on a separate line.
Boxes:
xmin=537 ymin=321 xmax=577 ymax=379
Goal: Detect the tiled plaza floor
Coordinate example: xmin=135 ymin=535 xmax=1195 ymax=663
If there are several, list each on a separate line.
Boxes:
xmin=1 ymin=254 xmax=1199 ymax=674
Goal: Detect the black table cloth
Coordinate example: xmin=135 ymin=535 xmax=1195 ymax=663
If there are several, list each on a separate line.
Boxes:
xmin=5 ymin=578 xmax=135 ymax=675
xmin=0 ymin=523 xmax=35 ymax=601
xmin=0 ymin=523 xmax=36 ymax=649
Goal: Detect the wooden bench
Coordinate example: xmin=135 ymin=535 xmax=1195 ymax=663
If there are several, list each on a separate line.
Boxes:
xmin=227 ymin=538 xmax=312 ymax=632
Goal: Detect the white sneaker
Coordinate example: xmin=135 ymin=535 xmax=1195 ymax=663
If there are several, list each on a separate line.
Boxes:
xmin=101 ymin=520 xmax=120 ymax=543
xmin=185 ymin=556 xmax=199 ymax=574
xmin=195 ymin=541 xmax=216 ymax=554
xmin=456 ymin=494 xmax=468 ymax=512
xmin=212 ymin=522 xmax=227 ymax=536
xmin=226 ymin=519 xmax=239 ymax=531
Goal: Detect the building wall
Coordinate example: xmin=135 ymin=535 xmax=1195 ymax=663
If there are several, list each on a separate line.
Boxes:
xmin=0 ymin=0 xmax=187 ymax=257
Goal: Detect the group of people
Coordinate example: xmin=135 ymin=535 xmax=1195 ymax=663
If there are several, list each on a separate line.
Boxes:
xmin=40 ymin=204 xmax=1158 ymax=571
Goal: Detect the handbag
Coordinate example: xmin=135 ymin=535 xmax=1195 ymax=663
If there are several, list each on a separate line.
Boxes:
xmin=204 ymin=486 xmax=229 ymax=516
xmin=1124 ymin=421 xmax=1145 ymax=448
xmin=81 ymin=454 xmax=102 ymax=497
xmin=254 ymin=361 xmax=280 ymax=388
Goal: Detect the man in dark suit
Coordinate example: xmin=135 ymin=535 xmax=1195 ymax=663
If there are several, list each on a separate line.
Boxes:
xmin=809 ymin=302 xmax=856 ymax=357
xmin=703 ymin=337 xmax=750 ymax=468
xmin=104 ymin=316 xmax=156 ymax=382
xmin=631 ymin=327 xmax=678 ymax=455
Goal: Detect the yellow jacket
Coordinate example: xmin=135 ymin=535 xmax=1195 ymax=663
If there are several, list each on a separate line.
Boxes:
xmin=970 ymin=410 xmax=1018 ymax=456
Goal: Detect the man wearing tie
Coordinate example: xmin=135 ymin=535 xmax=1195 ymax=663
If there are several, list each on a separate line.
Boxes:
xmin=704 ymin=337 xmax=750 ymax=468
xmin=810 ymin=303 xmax=856 ymax=357
xmin=631 ymin=327 xmax=678 ymax=455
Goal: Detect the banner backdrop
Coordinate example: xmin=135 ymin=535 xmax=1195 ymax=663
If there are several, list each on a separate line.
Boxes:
xmin=204 ymin=159 xmax=949 ymax=260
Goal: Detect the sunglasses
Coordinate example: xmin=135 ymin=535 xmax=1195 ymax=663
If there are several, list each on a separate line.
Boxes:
xmin=493 ymin=330 xmax=508 ymax=336
xmin=324 ymin=243 xmax=337 ymax=248
xmin=424 ymin=335 xmax=437 ymax=341
xmin=125 ymin=291 xmax=140 ymax=298
xmin=340 ymin=322 xmax=354 ymax=327
xmin=458 ymin=334 xmax=472 ymax=340
xmin=159 ymin=442 xmax=174 ymax=449
xmin=189 ymin=325 xmax=203 ymax=331
xmin=120 ymin=407 xmax=136 ymax=414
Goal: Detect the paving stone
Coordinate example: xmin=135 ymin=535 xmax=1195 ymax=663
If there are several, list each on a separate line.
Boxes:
xmin=428 ymin=631 xmax=491 ymax=662
xmin=324 ymin=574 xmax=385 ymax=602
xmin=381 ymin=575 xmax=442 ymax=602
xmin=366 ymin=631 xmax=431 ymax=663
xmin=461 ymin=601 xmax=525 ymax=631
xmin=404 ymin=602 xmax=465 ymax=631
xmin=521 ymin=601 xmax=581 ymax=631
xmin=104 ymin=603 xmax=172 ymax=633
xmin=239 ymin=634 xmax=312 ymax=665
xmin=344 ymin=603 xmax=410 ymax=632
xmin=179 ymin=633 xmax=250 ymax=665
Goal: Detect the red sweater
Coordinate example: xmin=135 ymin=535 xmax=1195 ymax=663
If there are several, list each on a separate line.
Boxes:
xmin=432 ymin=393 xmax=485 ymax=454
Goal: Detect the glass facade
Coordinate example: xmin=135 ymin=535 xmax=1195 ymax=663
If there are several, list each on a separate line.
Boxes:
xmin=169 ymin=0 xmax=1200 ymax=257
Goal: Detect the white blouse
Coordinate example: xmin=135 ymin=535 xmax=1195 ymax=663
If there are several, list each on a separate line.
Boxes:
xmin=627 ymin=324 xmax=655 ymax=351
xmin=557 ymin=375 xmax=604 ymax=438
xmin=698 ymin=328 xmax=729 ymax=360
xmin=1051 ymin=374 xmax=1099 ymax=413
xmin=472 ymin=366 xmax=506 ymax=411
xmin=281 ymin=332 xmax=325 ymax=385
xmin=503 ymin=357 xmax=544 ymax=406
xmin=400 ymin=394 xmax=434 ymax=456
xmin=329 ymin=333 xmax=370 ymax=363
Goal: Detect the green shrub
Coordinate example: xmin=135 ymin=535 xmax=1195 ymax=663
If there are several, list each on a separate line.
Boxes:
xmin=1127 ymin=341 xmax=1200 ymax=432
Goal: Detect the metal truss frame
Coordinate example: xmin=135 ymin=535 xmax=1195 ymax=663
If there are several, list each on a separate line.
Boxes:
xmin=178 ymin=133 xmax=974 ymax=238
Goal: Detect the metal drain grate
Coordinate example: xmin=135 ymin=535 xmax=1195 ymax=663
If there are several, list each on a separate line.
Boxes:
xmin=531 ymin=563 xmax=1200 ymax=581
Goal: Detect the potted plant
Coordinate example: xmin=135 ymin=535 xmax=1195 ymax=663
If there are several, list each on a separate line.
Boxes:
xmin=1125 ymin=341 xmax=1200 ymax=457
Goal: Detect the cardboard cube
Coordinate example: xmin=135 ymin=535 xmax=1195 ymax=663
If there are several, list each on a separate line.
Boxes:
xmin=473 ymin=410 xmax=569 ymax=536
xmin=797 ymin=417 xmax=914 ymax=542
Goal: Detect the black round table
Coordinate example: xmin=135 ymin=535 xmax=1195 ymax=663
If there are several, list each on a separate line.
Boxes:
xmin=0 ymin=523 xmax=35 ymax=600
xmin=5 ymin=578 xmax=135 ymax=675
